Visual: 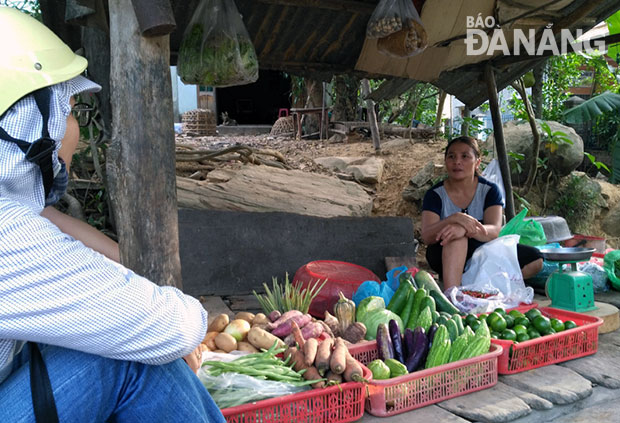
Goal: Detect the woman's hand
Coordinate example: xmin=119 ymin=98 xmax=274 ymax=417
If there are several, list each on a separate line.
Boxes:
xmin=183 ymin=345 xmax=203 ymax=374
xmin=436 ymin=223 xmax=467 ymax=245
xmin=450 ymin=213 xmax=488 ymax=238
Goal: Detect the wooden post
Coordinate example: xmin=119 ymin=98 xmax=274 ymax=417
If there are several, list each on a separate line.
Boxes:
xmin=108 ymin=0 xmax=182 ymax=287
xmin=361 ymin=79 xmax=381 ymax=152
xmin=130 ymin=0 xmax=176 ymax=37
xmin=461 ymin=107 xmax=470 ymax=136
xmin=484 ymin=63 xmax=515 ymax=220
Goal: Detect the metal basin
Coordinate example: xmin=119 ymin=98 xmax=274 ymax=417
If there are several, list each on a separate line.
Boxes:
xmin=525 ymin=215 xmax=572 ymax=243
xmin=539 ymin=247 xmax=595 ymax=262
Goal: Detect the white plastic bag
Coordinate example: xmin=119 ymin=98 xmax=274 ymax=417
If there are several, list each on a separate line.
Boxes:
xmin=482 ymin=159 xmax=505 ymax=203
xmin=446 ymin=235 xmax=534 ymax=313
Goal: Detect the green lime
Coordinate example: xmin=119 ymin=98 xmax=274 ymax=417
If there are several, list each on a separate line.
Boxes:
xmin=470 ymin=319 xmax=481 ymax=332
xmin=508 ymin=309 xmax=525 ymax=319
xmin=494 ymin=307 xmax=507 ymax=316
xmin=465 ymin=314 xmax=478 ymax=327
xmin=514 ymin=317 xmax=531 ymax=328
xmin=490 ymin=315 xmax=507 ymax=332
xmin=527 ymin=327 xmax=541 ymax=339
xmin=513 ymin=324 xmax=528 ymax=335
xmin=504 ymin=314 xmax=515 ymax=329
xmin=533 ymin=315 xmax=552 ymax=334
xmin=564 ymin=320 xmax=578 ymax=330
xmin=491 ymin=331 xmax=500 ymax=339
xmin=500 ymin=329 xmax=517 ymax=341
xmin=516 ymin=332 xmax=530 ymax=342
xmin=525 ymin=308 xmax=542 ymax=322
xmin=478 ymin=313 xmax=488 ymax=321
xmin=486 ymin=312 xmax=501 ymax=324
xmin=550 ymin=318 xmax=565 ymax=332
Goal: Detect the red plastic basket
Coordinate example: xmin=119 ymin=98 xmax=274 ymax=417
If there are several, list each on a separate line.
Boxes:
xmin=347 ymin=341 xmax=502 ymax=416
xmin=220 ymin=364 xmax=371 ymax=423
xmin=491 ymin=307 xmax=603 ymax=375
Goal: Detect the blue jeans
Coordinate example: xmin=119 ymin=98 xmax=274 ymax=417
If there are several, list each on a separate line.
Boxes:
xmin=0 ymin=343 xmax=226 ymax=423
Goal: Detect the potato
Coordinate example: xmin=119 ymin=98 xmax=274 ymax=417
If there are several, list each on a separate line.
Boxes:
xmin=235 ymin=311 xmax=256 ymax=324
xmin=237 ymin=341 xmax=259 ymax=353
xmin=208 ymin=313 xmax=230 ymax=333
xmin=252 ymin=313 xmax=269 ymax=326
xmin=247 ymin=326 xmax=285 ymax=351
xmin=214 ymin=332 xmax=237 ymax=353
xmin=202 ymin=331 xmax=219 ymax=350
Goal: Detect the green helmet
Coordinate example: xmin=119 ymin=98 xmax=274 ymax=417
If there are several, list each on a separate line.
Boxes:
xmin=0 ymin=7 xmax=87 ymax=116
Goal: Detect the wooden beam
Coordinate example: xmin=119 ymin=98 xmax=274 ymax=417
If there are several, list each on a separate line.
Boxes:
xmin=254 ymin=0 xmax=375 ymax=14
xmin=108 ymin=0 xmax=182 ymax=287
xmin=484 ymin=63 xmax=515 ymax=220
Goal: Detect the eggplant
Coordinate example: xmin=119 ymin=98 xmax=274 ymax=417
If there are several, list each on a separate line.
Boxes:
xmin=388 ymin=319 xmax=405 ymax=364
xmin=403 ymin=328 xmax=415 ymax=360
xmin=376 ymin=323 xmax=394 ymax=361
xmin=427 ymin=323 xmax=439 ymax=349
xmin=405 ymin=326 xmax=429 ymax=373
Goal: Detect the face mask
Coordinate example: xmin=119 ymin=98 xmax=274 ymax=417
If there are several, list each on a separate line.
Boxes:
xmin=44 ymin=161 xmax=68 ymax=207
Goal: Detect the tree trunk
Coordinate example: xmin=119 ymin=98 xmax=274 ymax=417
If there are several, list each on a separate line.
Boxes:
xmin=532 ymin=63 xmax=545 ymax=119
xmin=434 ymin=89 xmax=447 ymax=139
xmin=332 ymin=75 xmax=359 ymax=121
xmin=511 ymin=79 xmax=541 ymax=196
xmin=461 ymin=107 xmax=471 ymax=136
xmin=361 ymin=79 xmax=381 ymax=152
xmin=108 ymin=0 xmax=182 ymax=287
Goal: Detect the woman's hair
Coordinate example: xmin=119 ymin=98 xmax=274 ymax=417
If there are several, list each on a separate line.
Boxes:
xmin=444 ymin=136 xmax=481 ymax=159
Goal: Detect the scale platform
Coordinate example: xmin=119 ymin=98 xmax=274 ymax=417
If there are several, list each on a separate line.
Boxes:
xmin=539 ymin=247 xmax=597 ymax=312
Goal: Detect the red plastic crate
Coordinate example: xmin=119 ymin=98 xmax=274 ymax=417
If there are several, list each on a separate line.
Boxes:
xmin=220 ymin=364 xmax=371 ymax=423
xmin=347 ymin=341 xmax=502 ymax=416
xmin=491 ymin=307 xmax=603 ymax=375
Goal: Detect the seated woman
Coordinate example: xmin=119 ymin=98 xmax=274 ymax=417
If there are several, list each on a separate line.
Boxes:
xmin=421 ymin=136 xmax=543 ymax=292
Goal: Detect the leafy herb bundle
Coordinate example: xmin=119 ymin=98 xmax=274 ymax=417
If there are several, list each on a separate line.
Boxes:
xmin=253 ymin=273 xmax=327 ymax=314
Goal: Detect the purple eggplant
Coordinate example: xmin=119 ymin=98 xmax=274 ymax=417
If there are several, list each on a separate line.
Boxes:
xmin=376 ymin=323 xmax=394 ymax=361
xmin=405 ymin=326 xmax=428 ymax=373
xmin=388 ymin=319 xmax=405 ymax=364
xmin=427 ymin=323 xmax=439 ymax=349
xmin=403 ymin=328 xmax=415 ymax=360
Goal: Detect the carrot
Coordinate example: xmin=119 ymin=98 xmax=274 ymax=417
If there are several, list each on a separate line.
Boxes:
xmin=303 ymin=337 xmax=319 ymax=367
xmin=314 ymin=337 xmax=334 ymax=376
xmin=343 ymin=353 xmax=365 ymax=383
xmin=325 ymin=370 xmax=343 ymax=385
xmin=291 ymin=320 xmax=305 ymax=349
xmin=329 ymin=337 xmax=347 ymax=375
xmin=303 ymin=365 xmax=326 ymax=389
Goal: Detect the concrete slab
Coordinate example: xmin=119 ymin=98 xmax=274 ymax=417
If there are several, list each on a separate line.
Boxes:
xmin=199 ymin=295 xmax=234 ymax=325
xmin=559 ymin=340 xmax=620 ymax=388
xmin=499 ymin=365 xmax=592 ymax=405
xmin=359 ymin=404 xmax=469 ymax=423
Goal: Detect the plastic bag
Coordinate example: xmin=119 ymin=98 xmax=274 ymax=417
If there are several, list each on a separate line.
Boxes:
xmin=604 ymin=250 xmax=620 ymax=290
xmin=499 ymin=208 xmax=547 ymax=247
xmin=178 ymin=0 xmax=258 ymax=87
xmin=448 ymin=235 xmax=534 ymax=313
xmin=352 ymin=279 xmax=394 ymax=307
xmin=368 ymin=0 xmax=428 ymax=58
xmin=385 ymin=266 xmax=408 ymax=291
xmin=198 ymin=368 xmax=309 ymax=409
xmin=579 ymin=262 xmax=609 ymax=293
xmin=481 ymin=159 xmax=505 ymax=204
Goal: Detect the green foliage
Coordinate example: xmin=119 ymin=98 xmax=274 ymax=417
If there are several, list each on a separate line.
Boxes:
xmin=542 ymin=55 xmax=584 ymax=121
xmin=550 ymin=174 xmax=599 ymax=232
xmin=584 ymin=152 xmax=610 ymax=173
xmin=0 ymin=0 xmax=40 ymax=18
xmin=506 ymin=90 xmax=528 ymax=121
xmin=507 ymin=151 xmax=525 ymax=175
xmin=459 ymin=116 xmax=492 ymax=139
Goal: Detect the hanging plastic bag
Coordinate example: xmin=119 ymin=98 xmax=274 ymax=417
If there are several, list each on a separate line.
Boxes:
xmin=481 ymin=159 xmax=505 ymax=203
xmin=367 ymin=0 xmax=427 ymax=58
xmin=499 ymin=208 xmax=547 ymax=247
xmin=446 ymin=235 xmax=534 ymax=313
xmin=385 ymin=266 xmax=408 ymax=291
xmin=178 ymin=0 xmax=258 ymax=87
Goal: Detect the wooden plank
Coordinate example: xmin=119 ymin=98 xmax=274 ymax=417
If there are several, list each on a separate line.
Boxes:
xmin=255 ymin=0 xmax=376 ymax=14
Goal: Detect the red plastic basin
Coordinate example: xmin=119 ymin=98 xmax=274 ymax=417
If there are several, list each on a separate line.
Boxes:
xmin=293 ymin=260 xmax=380 ymax=318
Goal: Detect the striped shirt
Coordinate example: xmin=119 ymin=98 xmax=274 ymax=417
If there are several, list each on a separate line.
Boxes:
xmin=0 ymin=76 xmax=208 ymax=384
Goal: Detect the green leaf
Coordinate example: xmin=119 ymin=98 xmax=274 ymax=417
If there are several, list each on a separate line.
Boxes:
xmin=607 ymin=10 xmax=620 ymax=65
xmin=563 ymin=92 xmax=620 ymax=124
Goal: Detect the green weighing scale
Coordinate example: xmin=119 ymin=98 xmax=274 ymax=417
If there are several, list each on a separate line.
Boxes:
xmin=540 ymin=247 xmax=597 ymax=312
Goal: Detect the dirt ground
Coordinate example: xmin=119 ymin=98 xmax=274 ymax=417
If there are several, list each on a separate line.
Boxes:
xmin=175 ymin=131 xmax=620 ymax=263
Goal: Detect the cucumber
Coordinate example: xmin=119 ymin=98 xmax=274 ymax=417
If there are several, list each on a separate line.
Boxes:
xmin=420 ymin=295 xmax=436 ymax=316
xmin=452 ymin=314 xmax=465 ymax=335
xmin=445 ymin=318 xmax=458 ymax=342
xmin=429 ymin=289 xmax=462 ymax=316
xmin=414 ymin=270 xmax=462 ymax=315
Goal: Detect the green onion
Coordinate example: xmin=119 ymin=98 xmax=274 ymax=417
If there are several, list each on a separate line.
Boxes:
xmin=252 ymin=273 xmax=327 ymax=314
